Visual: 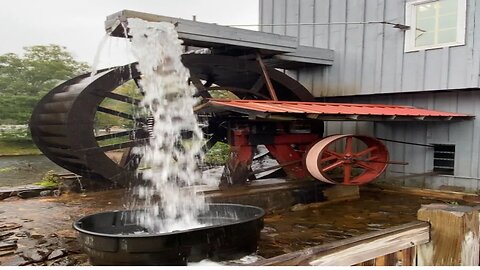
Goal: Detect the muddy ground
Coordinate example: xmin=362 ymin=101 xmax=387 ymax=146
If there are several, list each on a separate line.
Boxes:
xmin=0 ymin=188 xmax=462 ymax=265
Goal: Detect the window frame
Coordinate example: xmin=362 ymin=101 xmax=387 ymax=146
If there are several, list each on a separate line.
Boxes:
xmin=404 ymin=0 xmax=467 ymax=52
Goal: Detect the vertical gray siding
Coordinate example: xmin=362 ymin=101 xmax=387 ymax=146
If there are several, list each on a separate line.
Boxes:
xmin=260 ymin=0 xmax=480 ymax=97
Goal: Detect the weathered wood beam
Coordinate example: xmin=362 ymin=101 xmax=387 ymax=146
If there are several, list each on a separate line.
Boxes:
xmin=105 ymin=10 xmax=297 ymax=54
xmin=104 ymin=10 xmax=334 ymax=67
xmin=417 ymin=204 xmax=479 ymax=266
xmin=251 ymin=221 xmax=429 ymax=266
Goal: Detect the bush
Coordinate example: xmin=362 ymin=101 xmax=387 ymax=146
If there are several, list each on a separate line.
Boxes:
xmin=205 ymin=142 xmax=230 ymax=165
xmin=35 ymin=170 xmax=60 ymax=188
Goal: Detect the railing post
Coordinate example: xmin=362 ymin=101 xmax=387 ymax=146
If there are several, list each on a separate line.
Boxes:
xmin=417 ymin=204 xmax=479 ymax=266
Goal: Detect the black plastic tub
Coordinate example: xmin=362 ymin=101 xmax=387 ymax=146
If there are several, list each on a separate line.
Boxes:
xmin=73 ymin=203 xmax=265 ymax=265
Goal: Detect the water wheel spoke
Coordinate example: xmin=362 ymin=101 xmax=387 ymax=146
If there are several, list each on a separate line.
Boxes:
xmin=190 ymin=75 xmax=212 ymax=98
xmin=97 ymin=106 xmax=147 ymax=123
xmin=133 ymin=78 xmax=144 ymax=94
xmin=322 ymin=160 xmax=344 ymax=172
xmin=354 ymin=160 xmax=377 ymax=171
xmin=324 ymin=150 xmax=343 ymax=159
xmin=102 ymin=92 xmax=141 ymax=106
xmin=343 ymin=163 xmax=352 ymax=184
xmin=319 ymin=155 xmax=338 ymax=163
xmin=99 ymin=139 xmax=146 ymax=152
xmin=354 ymin=146 xmax=378 ymax=157
xmin=366 ymin=155 xmax=380 ymax=161
xmin=95 ymin=128 xmax=144 ymax=141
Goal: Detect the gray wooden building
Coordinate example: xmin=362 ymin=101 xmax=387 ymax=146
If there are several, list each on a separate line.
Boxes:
xmin=259 ymin=0 xmax=480 ymax=191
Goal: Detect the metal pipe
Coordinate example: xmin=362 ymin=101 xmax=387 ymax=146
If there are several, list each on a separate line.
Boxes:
xmin=376 ymin=137 xmax=435 ymax=148
xmin=226 ymin=21 xmax=412 ymax=31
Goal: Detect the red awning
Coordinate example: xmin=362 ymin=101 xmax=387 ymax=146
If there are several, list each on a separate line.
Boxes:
xmin=196 ymin=99 xmax=474 ymax=121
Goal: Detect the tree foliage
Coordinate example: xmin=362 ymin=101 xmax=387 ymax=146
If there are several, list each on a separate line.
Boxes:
xmin=0 ymin=44 xmax=89 ymax=124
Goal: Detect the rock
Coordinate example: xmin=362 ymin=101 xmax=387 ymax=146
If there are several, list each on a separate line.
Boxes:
xmin=3 ymin=255 xmax=30 ymax=266
xmin=47 ymin=249 xmax=66 ymax=260
xmin=23 ymin=248 xmax=50 ymax=262
xmin=0 ymin=223 xmax=22 ymax=231
xmin=49 ymin=256 xmax=77 ymax=266
xmin=0 ymin=192 xmax=10 ymax=201
xmin=14 ymin=232 xmax=28 ymax=238
xmin=0 ymin=241 xmax=17 ymax=251
xmin=37 ymin=239 xmax=47 ymax=245
xmin=30 ymin=234 xmax=44 ymax=240
xmin=39 ymin=190 xmax=52 ymax=197
xmin=16 ymin=190 xmax=41 ymax=199
xmin=0 ymin=232 xmax=14 ymax=241
xmin=0 ymin=250 xmax=14 ymax=257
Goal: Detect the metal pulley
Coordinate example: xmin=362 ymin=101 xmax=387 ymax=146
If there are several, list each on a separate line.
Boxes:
xmin=304 ymin=134 xmax=390 ymax=185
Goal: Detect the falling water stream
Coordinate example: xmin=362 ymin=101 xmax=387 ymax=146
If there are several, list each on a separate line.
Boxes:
xmin=126 ymin=18 xmax=219 ymax=233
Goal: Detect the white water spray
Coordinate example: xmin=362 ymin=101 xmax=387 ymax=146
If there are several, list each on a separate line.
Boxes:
xmin=127 ymin=18 xmax=219 ymax=233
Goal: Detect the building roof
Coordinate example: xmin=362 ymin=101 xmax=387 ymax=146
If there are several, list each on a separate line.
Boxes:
xmin=196 ymin=99 xmax=474 ymax=122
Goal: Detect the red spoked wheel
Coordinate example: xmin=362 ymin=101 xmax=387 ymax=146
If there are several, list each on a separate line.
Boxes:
xmin=304 ymin=134 xmax=389 ymax=185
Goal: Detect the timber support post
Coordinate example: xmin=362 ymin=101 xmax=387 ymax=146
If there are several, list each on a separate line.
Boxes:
xmin=417 ymin=204 xmax=479 ymax=266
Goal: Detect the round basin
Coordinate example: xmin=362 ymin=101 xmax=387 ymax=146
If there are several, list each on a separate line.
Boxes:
xmin=73 ymin=203 xmax=265 ymax=265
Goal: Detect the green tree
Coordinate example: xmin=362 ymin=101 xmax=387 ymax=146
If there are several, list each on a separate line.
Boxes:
xmin=0 ymin=44 xmax=89 ymax=124
xmin=0 ymin=44 xmax=89 ymax=96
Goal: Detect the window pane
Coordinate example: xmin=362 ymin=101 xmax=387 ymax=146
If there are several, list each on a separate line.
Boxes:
xmin=438 ymin=28 xmax=457 ymax=43
xmin=438 ymin=14 xmax=457 ymax=29
xmin=417 ymin=3 xmax=435 ymax=18
xmin=416 ymin=31 xmax=435 ymax=47
xmin=417 ymin=17 xmax=435 ymax=32
xmin=438 ymin=0 xmax=458 ymax=15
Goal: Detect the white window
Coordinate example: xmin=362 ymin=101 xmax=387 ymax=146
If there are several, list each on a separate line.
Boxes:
xmin=405 ymin=0 xmax=467 ymax=52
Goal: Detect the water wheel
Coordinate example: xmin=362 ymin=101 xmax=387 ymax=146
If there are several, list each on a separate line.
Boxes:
xmin=29 ymin=54 xmax=315 ymax=186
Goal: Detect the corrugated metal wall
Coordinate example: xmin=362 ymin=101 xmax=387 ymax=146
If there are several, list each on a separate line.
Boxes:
xmin=259 ymin=0 xmax=480 ymax=97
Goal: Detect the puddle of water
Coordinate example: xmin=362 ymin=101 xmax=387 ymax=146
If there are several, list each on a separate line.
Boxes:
xmin=256 ymin=190 xmax=447 ymax=258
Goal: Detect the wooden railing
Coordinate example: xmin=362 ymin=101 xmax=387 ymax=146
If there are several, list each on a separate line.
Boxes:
xmin=251 ymin=221 xmax=430 ymax=266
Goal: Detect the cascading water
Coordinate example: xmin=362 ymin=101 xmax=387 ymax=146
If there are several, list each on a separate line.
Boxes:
xmin=127 ymin=18 xmax=219 ymax=233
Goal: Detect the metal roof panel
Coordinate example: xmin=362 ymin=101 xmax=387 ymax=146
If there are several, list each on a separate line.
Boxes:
xmin=204 ymin=99 xmax=473 ymax=121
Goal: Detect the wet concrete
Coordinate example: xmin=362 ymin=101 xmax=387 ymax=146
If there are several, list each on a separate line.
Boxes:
xmin=0 ymin=188 xmax=465 ymax=265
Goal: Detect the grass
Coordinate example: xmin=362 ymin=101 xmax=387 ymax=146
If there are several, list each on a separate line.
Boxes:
xmin=0 ymin=126 xmax=41 ymax=156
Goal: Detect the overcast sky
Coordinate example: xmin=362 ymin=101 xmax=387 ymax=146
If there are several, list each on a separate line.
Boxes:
xmin=0 ymin=0 xmax=259 ymax=68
